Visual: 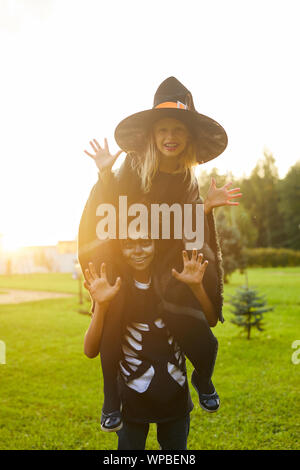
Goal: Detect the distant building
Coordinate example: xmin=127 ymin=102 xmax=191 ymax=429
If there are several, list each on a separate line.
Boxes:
xmin=0 ymin=238 xmax=79 ymax=275
xmin=57 ymin=240 xmax=78 ymax=254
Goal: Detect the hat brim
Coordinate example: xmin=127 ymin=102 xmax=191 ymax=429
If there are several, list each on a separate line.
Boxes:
xmin=114 ymin=108 xmax=228 ymax=163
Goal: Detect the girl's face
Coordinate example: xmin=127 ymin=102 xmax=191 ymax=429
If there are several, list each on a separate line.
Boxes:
xmin=153 ymin=118 xmax=190 ymax=159
xmin=121 ymin=238 xmax=155 ymax=273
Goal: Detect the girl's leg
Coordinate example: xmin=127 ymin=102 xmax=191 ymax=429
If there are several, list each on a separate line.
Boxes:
xmin=117 ymin=421 xmax=149 ymax=450
xmin=155 ymin=253 xmax=219 ymax=395
xmin=157 ymin=415 xmax=190 ymax=450
xmin=160 ymin=289 xmax=221 ymax=412
xmin=100 ymin=288 xmax=125 ymax=416
xmin=162 ymin=307 xmax=218 ymax=393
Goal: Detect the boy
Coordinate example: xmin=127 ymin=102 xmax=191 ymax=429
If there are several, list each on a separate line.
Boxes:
xmin=84 ymin=235 xmax=219 ymax=450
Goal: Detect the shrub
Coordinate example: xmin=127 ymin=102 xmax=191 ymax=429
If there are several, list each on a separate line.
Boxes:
xmin=242 ymin=247 xmax=300 ymax=267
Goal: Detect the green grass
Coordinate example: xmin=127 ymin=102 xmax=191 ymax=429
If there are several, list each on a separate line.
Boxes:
xmin=0 ymin=268 xmax=299 ymax=450
xmin=0 ymin=273 xmax=78 ymax=294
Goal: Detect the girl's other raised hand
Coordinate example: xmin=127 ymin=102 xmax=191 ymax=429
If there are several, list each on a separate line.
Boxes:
xmin=84 ymin=138 xmax=123 ymax=172
xmin=204 ymin=177 xmax=242 ymax=213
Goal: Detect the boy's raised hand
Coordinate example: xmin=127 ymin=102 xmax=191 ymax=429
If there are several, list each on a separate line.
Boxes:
xmin=84 ymin=262 xmax=121 ymax=305
xmin=84 ymin=138 xmax=123 ymax=172
xmin=204 ymin=177 xmax=242 ymax=213
xmin=172 ymin=249 xmax=208 ymax=286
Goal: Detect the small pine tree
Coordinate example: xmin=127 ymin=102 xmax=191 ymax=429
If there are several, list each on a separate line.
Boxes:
xmin=229 ymin=279 xmax=273 ymax=339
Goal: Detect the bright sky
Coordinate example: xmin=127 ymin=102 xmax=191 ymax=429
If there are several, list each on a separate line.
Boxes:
xmin=1 ymin=0 xmax=299 ymax=249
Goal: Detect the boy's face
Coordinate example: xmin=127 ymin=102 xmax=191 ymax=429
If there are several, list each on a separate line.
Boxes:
xmin=121 ymin=238 xmax=155 ymax=272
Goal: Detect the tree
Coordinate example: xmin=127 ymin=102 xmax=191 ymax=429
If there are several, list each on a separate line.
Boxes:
xmin=216 ymin=210 xmax=245 ymax=283
xmin=278 ymin=161 xmax=300 ymax=250
xmin=229 ymin=283 xmax=273 ymax=339
xmin=240 ymin=150 xmax=284 ymax=247
xmin=226 ymin=204 xmax=258 ymax=249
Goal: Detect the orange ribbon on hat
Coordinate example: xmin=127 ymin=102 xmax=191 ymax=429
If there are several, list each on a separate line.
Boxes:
xmin=155 ymin=101 xmax=188 ymax=110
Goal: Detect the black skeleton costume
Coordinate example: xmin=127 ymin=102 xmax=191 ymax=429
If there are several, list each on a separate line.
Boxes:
xmin=116 ymin=279 xmax=193 ymax=423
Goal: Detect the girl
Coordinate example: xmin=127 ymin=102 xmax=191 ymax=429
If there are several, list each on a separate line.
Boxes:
xmin=78 ymin=77 xmax=241 ymax=434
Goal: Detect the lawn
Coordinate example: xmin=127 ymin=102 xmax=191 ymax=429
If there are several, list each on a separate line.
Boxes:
xmin=0 ymin=268 xmax=299 ymax=450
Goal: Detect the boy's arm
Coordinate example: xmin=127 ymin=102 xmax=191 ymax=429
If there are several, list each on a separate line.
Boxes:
xmin=83 ymin=262 xmax=121 ymax=358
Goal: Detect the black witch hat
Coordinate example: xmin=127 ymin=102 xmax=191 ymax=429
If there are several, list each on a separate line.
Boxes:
xmin=114 ymin=76 xmax=228 ymax=163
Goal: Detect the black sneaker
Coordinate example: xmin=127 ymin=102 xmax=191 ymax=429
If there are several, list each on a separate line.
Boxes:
xmin=191 ymin=370 xmax=220 ymax=413
xmin=100 ymin=410 xmax=123 ymax=432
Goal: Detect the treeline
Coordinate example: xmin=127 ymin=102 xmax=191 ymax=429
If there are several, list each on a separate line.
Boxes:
xmin=197 ymin=151 xmax=300 ymax=279
xmin=198 ymin=150 xmax=300 ymax=250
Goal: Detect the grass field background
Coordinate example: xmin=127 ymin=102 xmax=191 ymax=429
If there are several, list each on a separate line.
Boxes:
xmin=0 ymin=267 xmax=299 ymax=450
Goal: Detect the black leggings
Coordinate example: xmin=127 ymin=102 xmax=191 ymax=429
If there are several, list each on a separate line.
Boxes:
xmin=117 ymin=414 xmax=190 ymax=450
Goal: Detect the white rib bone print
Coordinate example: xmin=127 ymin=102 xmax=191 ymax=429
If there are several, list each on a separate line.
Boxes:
xmin=127 ymin=326 xmax=142 ymax=341
xmin=167 ymin=362 xmax=186 ymax=386
xmin=120 ymin=363 xmax=130 ymax=376
xmin=132 ymin=322 xmax=150 ymax=331
xmin=154 ymin=318 xmax=165 ymax=328
xmin=126 ymin=366 xmax=155 ymax=393
xmin=124 ymin=356 xmax=142 ymax=366
xmin=122 ymin=344 xmax=138 ymax=357
xmin=125 ymin=335 xmax=142 ymax=351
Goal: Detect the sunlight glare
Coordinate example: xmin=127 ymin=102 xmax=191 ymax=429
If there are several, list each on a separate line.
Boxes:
xmin=1 ymin=234 xmax=22 ymax=253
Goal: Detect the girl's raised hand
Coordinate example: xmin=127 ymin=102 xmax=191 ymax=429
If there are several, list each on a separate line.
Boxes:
xmin=205 ymin=177 xmax=242 ymax=212
xmin=84 ymin=262 xmax=121 ymax=305
xmin=84 ymin=138 xmax=123 ymax=172
xmin=172 ymin=249 xmax=208 ymax=286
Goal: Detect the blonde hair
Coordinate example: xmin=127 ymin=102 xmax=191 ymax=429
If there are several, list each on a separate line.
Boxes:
xmin=128 ymin=131 xmax=199 ymax=194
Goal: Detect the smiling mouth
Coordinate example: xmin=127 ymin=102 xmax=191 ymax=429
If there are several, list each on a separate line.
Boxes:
xmin=133 ymin=257 xmax=148 ymax=264
xmin=164 ymin=143 xmax=179 ymax=151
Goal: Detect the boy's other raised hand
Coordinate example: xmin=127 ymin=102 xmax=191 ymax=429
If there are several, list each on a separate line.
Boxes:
xmin=84 ymin=262 xmax=121 ymax=305
xmin=172 ymin=249 xmax=208 ymax=286
xmin=84 ymin=138 xmax=123 ymax=172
